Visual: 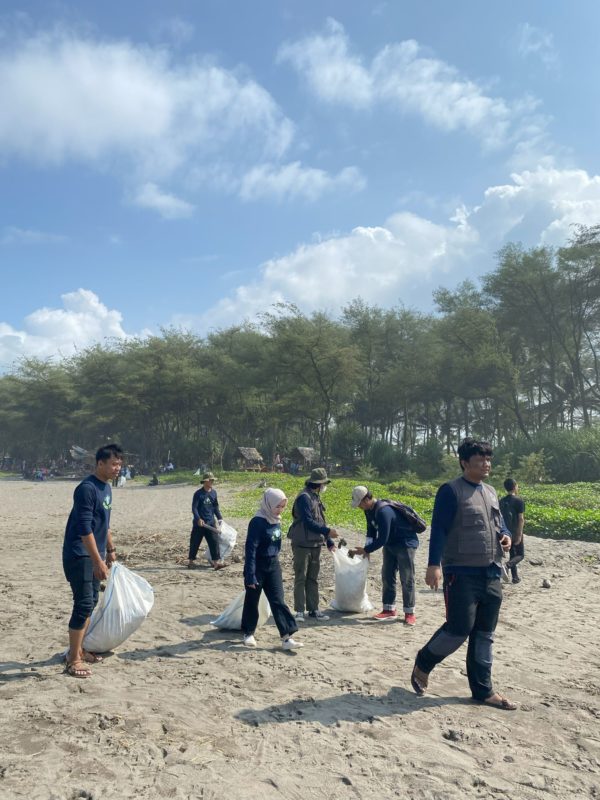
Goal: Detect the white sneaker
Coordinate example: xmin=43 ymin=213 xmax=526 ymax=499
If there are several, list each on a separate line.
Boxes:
xmin=282 ymin=637 xmax=303 ymax=651
xmin=243 ymin=634 xmax=257 ymax=647
xmin=294 ymin=612 xmax=305 ymax=622
xmin=308 ymin=610 xmax=330 ymax=621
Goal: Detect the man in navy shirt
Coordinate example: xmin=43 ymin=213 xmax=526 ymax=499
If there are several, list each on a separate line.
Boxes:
xmin=411 ymin=438 xmax=517 ymax=710
xmin=63 ymin=443 xmax=123 ymax=678
xmin=187 ymin=471 xmax=225 ymax=570
xmin=350 ymin=486 xmax=419 ymax=625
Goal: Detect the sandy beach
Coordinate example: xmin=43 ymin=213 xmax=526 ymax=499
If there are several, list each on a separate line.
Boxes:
xmin=1 ymin=479 xmax=600 ymax=800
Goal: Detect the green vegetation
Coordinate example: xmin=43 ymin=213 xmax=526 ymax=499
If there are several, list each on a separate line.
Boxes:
xmin=162 ymin=471 xmax=600 ymax=542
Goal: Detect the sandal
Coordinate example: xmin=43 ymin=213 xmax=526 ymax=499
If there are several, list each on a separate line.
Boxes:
xmin=82 ymin=650 xmax=103 ymax=664
xmin=213 ymin=562 xmax=227 ymax=571
xmin=410 ymin=661 xmax=428 ymax=696
xmin=64 ymin=659 xmax=91 ymax=679
xmin=475 ymin=693 xmax=517 ymax=711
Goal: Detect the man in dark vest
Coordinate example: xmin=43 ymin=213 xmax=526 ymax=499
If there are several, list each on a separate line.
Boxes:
xmin=288 ymin=467 xmax=339 ymax=622
xmin=411 ymin=438 xmax=517 ymax=710
xmin=500 ymin=478 xmax=525 ymax=584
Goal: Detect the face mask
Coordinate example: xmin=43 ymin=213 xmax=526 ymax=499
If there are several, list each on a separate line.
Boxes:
xmin=320 ymin=484 xmax=328 ymax=494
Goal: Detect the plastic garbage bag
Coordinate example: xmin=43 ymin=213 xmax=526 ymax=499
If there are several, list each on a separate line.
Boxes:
xmin=210 ymin=590 xmax=271 ymax=630
xmin=82 ymin=562 xmax=154 ymax=652
xmin=204 ymin=521 xmax=237 ymax=562
xmin=330 ymin=547 xmax=374 ymax=613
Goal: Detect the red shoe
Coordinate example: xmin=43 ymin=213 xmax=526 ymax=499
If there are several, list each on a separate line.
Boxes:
xmin=404 ymin=613 xmax=416 ymax=626
xmin=373 ymin=610 xmax=397 ymax=621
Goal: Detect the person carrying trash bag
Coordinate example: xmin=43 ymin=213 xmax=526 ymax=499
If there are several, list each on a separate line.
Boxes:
xmin=349 ymin=485 xmax=426 ymax=625
xmin=242 ymin=488 xmax=303 ymax=650
xmin=288 ymin=467 xmax=339 ymax=622
xmin=187 ymin=471 xmax=225 ymax=570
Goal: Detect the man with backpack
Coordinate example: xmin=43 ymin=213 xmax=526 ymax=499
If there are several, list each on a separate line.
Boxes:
xmin=350 ymin=485 xmax=426 ymax=625
xmin=500 ymin=478 xmax=525 ymax=584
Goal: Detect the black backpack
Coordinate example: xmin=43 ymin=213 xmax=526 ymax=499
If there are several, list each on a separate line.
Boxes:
xmin=378 ymin=499 xmax=427 ymax=533
xmin=499 ymin=495 xmax=517 ymax=534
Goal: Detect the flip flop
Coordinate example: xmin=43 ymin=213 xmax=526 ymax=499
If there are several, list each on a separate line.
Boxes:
xmin=474 ymin=694 xmax=517 ymax=711
xmin=410 ymin=661 xmax=428 ymax=696
xmin=82 ymin=650 xmax=103 ymax=664
xmin=64 ymin=660 xmax=91 ymax=679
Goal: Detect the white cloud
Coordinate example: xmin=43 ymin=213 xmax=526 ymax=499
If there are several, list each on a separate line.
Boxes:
xmin=0 ymin=289 xmax=135 ymax=366
xmin=191 ymin=166 xmax=600 ymax=329
xmin=279 ymin=19 xmax=548 ymax=153
xmin=153 ymin=16 xmax=195 ymax=46
xmin=1 ymin=226 xmax=67 ymax=245
xmin=133 ymin=182 xmax=194 ymax=219
xmin=517 ymin=23 xmax=558 ymax=69
xmin=239 ymin=162 xmax=366 ymax=202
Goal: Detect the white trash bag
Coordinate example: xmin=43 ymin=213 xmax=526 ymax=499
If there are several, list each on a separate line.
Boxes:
xmin=210 ymin=590 xmax=271 ymax=630
xmin=83 ymin=562 xmax=154 ymax=653
xmin=204 ymin=521 xmax=237 ymax=562
xmin=330 ymin=547 xmax=374 ymax=613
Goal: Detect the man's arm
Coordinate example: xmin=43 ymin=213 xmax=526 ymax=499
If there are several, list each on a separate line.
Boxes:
xmin=425 ymin=483 xmax=457 ymax=590
xmin=191 ymin=490 xmax=203 ymax=525
xmin=106 ymin=529 xmax=116 ymax=565
xmin=364 ymin=507 xmax=394 ymax=554
xmin=81 ymin=533 xmax=109 ymax=581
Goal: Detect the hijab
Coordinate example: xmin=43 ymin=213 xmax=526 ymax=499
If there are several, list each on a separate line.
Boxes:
xmin=255 ymin=487 xmax=287 ymax=525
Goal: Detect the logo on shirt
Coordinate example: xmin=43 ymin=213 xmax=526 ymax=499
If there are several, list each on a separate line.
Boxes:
xmin=103 ymin=496 xmax=112 ymax=511
xmin=271 ymin=526 xmax=282 ymax=542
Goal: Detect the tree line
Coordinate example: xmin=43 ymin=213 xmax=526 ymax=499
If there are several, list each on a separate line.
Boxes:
xmin=2 ymin=225 xmax=600 ymax=482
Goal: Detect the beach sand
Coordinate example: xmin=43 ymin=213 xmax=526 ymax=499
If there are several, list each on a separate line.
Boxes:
xmin=1 ymin=479 xmax=600 ymax=800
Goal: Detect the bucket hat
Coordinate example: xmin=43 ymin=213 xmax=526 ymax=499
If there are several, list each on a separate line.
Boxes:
xmin=306 ymin=467 xmax=330 ymax=485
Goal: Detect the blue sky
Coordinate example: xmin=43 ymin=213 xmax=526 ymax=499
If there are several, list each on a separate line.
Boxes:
xmin=2 ymin=1 xmax=600 ymax=367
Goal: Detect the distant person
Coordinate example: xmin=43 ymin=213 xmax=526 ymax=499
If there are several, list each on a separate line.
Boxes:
xmin=242 ymin=488 xmax=303 ymax=650
xmin=288 ymin=468 xmax=338 ymax=622
xmin=62 ymin=443 xmax=123 ymax=678
xmin=349 ymin=485 xmax=426 ymax=625
xmin=188 ymin=471 xmax=225 ymax=570
xmin=500 ymin=478 xmax=525 ymax=584
xmin=411 ymin=438 xmax=517 ymax=710
xmin=148 ymin=474 xmax=159 ymax=486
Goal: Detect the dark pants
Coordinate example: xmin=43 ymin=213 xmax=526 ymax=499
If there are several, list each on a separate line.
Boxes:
xmin=507 ymin=540 xmax=524 ymax=581
xmin=188 ymin=524 xmax=221 ymax=562
xmin=292 ymin=545 xmax=321 ymax=613
xmin=416 ymin=572 xmax=503 ymax=701
xmin=382 ymin=545 xmax=416 ymax=612
xmin=242 ymin=557 xmax=298 ymax=638
xmin=64 ymin=556 xmax=100 ymax=630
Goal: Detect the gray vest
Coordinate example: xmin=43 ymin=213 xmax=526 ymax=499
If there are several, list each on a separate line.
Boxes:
xmin=288 ymin=490 xmax=326 ymax=548
xmin=443 ymin=477 xmax=503 ymax=568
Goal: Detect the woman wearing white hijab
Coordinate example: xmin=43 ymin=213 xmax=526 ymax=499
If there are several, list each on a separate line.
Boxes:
xmin=242 ymin=488 xmax=303 ymax=650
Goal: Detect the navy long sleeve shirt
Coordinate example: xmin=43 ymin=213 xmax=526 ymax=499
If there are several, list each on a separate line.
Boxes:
xmin=244 ymin=515 xmax=283 ymax=585
xmin=63 ymin=475 xmax=112 ymax=560
xmin=428 ymin=478 xmax=510 ymax=577
xmin=192 ymin=487 xmax=222 ymax=526
xmin=364 ymin=503 xmax=419 ymax=554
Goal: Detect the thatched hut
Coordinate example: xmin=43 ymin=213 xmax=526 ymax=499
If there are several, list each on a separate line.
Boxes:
xmin=289 ymin=447 xmax=317 ymax=469
xmin=236 ymin=446 xmax=264 ymax=471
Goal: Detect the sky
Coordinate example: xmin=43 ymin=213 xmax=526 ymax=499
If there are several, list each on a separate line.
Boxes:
xmin=2 ymin=0 xmax=600 ymax=368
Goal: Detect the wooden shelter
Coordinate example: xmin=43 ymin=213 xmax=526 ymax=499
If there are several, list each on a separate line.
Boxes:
xmin=236 ymin=446 xmax=264 ymax=471
xmin=289 ymin=447 xmax=317 ymax=469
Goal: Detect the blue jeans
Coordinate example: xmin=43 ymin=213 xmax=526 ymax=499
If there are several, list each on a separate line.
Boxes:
xmin=382 ymin=544 xmax=416 ymax=613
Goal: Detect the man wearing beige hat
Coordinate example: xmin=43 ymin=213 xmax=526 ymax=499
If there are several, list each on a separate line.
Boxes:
xmin=288 ymin=467 xmax=339 ymax=621
xmin=350 ymin=485 xmax=423 ymax=625
xmin=187 ymin=471 xmax=225 ymax=570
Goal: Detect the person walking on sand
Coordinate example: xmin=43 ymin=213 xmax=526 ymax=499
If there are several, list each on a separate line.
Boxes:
xmin=411 ymin=438 xmax=517 ymax=710
xmin=62 ymin=443 xmax=123 ymax=678
xmin=349 ymin=485 xmax=426 ymax=625
xmin=500 ymin=478 xmax=525 ymax=584
xmin=188 ymin=471 xmax=225 ymax=570
xmin=288 ymin=467 xmax=338 ymax=622
xmin=242 ymin=488 xmax=303 ymax=650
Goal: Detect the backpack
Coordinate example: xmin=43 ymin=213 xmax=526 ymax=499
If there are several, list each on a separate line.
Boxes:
xmin=377 ymin=500 xmax=427 ymax=534
xmin=499 ymin=495 xmax=517 ymax=534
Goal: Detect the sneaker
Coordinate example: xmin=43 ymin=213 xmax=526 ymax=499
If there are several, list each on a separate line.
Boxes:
xmin=243 ymin=634 xmax=257 ymax=647
xmin=294 ymin=611 xmax=305 ymax=622
xmin=501 ymin=565 xmax=510 ymax=583
xmin=404 ymin=613 xmax=416 ymax=626
xmin=512 ymin=577 xmax=521 ymax=584
xmin=373 ymin=610 xmax=398 ymax=622
xmin=282 ymin=637 xmax=304 ymax=651
xmin=308 ymin=610 xmax=330 ymax=621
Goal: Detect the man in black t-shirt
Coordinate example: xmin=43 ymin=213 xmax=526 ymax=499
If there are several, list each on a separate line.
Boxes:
xmin=500 ymin=478 xmax=525 ymax=584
